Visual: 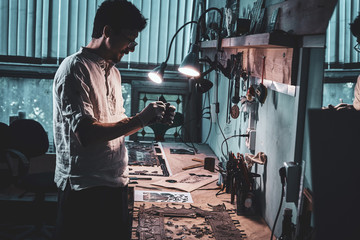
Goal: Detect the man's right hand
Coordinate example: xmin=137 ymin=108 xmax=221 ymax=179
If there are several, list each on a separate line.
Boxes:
xmin=137 ymin=101 xmax=166 ymax=127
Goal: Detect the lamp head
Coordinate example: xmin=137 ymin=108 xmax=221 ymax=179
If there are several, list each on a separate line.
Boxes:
xmin=178 ymin=44 xmax=201 ymax=77
xmin=148 ymin=62 xmax=167 ymax=84
xmin=195 ymin=78 xmax=213 ymax=93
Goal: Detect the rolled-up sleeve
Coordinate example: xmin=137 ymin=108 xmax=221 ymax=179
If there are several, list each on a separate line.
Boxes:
xmin=55 ymin=61 xmax=96 ymax=132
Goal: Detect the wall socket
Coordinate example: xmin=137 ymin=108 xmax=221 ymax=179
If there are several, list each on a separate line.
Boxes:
xmin=284 ymin=161 xmax=301 ymax=203
xmin=245 ymin=128 xmax=256 ymax=151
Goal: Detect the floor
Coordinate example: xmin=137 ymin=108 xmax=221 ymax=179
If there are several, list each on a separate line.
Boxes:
xmin=0 ymin=178 xmax=57 ymax=240
xmin=0 ymin=198 xmax=57 ymax=240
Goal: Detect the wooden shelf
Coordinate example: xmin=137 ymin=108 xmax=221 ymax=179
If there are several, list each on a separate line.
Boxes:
xmin=200 ymin=32 xmax=298 ymax=49
xmin=199 ymin=32 xmax=299 ymax=87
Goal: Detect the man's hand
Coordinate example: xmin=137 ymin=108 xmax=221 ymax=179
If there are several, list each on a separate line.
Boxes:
xmin=137 ymin=101 xmax=166 ymax=126
xmin=161 ymin=103 xmax=176 ymax=125
xmin=323 ymin=103 xmax=355 ymax=111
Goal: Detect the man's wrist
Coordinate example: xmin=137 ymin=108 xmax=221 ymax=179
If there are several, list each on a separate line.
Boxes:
xmin=135 ymin=114 xmax=145 ymax=128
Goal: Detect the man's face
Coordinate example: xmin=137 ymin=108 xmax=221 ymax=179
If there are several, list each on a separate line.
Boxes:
xmin=106 ymin=28 xmax=139 ymax=63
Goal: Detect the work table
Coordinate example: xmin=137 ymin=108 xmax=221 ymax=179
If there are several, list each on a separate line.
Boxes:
xmin=130 ymin=142 xmax=274 ymax=240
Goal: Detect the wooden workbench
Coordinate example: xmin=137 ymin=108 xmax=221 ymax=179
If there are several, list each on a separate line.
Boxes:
xmin=130 ymin=142 xmax=274 ymax=240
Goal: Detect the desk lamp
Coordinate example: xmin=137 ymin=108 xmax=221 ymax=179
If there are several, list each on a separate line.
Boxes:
xmin=148 ymin=21 xmax=197 ymax=83
xmin=148 ymin=8 xmax=223 ymax=84
xmin=178 ymin=7 xmax=223 ymax=77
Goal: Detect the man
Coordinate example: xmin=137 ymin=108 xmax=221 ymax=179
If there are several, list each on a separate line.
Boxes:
xmin=52 ymin=1 xmax=175 ymax=239
xmin=350 ymin=13 xmax=360 ymax=110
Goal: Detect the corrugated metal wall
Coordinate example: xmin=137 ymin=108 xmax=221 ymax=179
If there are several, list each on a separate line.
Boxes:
xmin=0 ymin=0 xmax=194 ymax=66
xmin=326 ymin=0 xmax=360 ymax=65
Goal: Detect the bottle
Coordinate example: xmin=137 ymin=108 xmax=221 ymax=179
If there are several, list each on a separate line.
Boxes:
xmin=279 ymin=208 xmax=294 ymax=240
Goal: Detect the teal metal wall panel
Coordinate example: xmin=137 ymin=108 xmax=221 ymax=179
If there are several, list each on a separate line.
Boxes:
xmin=326 ymin=0 xmax=360 ymax=65
xmin=41 ymin=0 xmax=49 ymax=58
xmin=0 ymin=1 xmax=9 ymax=54
xmin=8 ymin=0 xmax=18 ymax=55
xmin=0 ymin=0 xmax=194 ymax=66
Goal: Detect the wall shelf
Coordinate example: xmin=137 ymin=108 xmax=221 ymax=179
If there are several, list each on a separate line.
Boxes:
xmin=199 ymin=32 xmax=299 ymax=87
xmin=200 ymin=32 xmax=298 ymax=49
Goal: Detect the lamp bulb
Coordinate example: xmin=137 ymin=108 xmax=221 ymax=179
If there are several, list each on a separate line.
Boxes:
xmin=148 ymin=72 xmax=163 ymax=84
xmin=178 ymin=67 xmax=200 ymax=77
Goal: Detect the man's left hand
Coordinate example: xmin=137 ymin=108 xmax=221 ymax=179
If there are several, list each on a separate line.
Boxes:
xmin=160 ymin=103 xmax=176 ymax=125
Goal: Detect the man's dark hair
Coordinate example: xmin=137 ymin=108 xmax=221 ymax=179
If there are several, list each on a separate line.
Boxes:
xmin=350 ymin=13 xmax=360 ymax=37
xmin=92 ymin=0 xmax=147 ymax=38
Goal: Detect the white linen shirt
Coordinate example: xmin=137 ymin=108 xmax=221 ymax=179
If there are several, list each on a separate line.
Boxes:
xmin=53 ymin=47 xmax=129 ymax=191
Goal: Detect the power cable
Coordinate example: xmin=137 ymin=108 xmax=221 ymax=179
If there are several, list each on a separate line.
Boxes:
xmin=270 ymin=167 xmax=287 ymax=240
xmin=216 ymin=113 xmax=228 ymax=158
xmin=202 ymin=91 xmax=212 ymax=144
xmin=220 ymin=134 xmax=249 ymax=158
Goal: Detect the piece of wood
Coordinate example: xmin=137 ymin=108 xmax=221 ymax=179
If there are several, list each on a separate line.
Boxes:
xmin=182 ymin=158 xmax=205 ymax=170
xmin=191 ymin=158 xmax=204 ymax=163
xmin=182 ymin=163 xmax=204 ymax=170
xmin=200 ymin=32 xmax=298 ymax=49
xmin=201 ymin=47 xmax=295 ymax=85
xmin=247 ymin=48 xmax=294 ymax=85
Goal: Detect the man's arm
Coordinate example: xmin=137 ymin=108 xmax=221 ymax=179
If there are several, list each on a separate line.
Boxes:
xmin=75 ymin=115 xmax=143 ymax=147
xmin=75 ymin=101 xmax=172 ymax=147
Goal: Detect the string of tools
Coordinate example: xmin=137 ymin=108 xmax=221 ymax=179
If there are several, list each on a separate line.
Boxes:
xmin=218 ymin=151 xmax=262 ymax=216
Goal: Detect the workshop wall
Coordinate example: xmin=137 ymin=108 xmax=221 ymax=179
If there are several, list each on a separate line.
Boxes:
xmin=201 ymin=67 xmax=300 ymax=236
xmin=201 ymin=46 xmax=326 ymax=238
xmin=201 ymin=0 xmax=335 ymax=237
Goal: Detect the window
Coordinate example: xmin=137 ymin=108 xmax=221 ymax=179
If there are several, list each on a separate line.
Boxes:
xmin=137 ymin=93 xmax=184 ymax=141
xmin=0 ymin=77 xmax=53 ymax=150
xmin=0 ymin=77 xmax=132 ymax=153
xmin=323 ymin=82 xmax=355 ymax=107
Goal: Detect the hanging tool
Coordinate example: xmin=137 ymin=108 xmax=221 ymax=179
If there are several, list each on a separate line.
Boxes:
xmin=231 ymin=53 xmax=242 ymax=105
xmin=255 ymin=56 xmax=268 ymax=104
xmin=230 ymin=52 xmax=244 ymax=119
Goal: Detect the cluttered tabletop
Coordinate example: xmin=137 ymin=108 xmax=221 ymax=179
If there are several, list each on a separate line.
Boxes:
xmin=127 ymin=141 xmax=273 ymax=240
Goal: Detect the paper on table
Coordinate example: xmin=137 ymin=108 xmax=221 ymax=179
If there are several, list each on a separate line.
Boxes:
xmin=134 ymin=190 xmax=193 ymax=203
xmin=151 ymin=168 xmax=218 ymax=192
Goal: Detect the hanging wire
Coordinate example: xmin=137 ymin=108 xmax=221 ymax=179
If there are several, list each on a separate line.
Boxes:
xmin=220 ymin=134 xmax=249 ymax=159
xmin=216 ymin=113 xmax=229 ymax=159
xmin=202 ymin=91 xmax=213 ymax=144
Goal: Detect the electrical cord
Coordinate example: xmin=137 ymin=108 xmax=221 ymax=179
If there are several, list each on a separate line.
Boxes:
xmin=216 ymin=113 xmax=229 ymax=158
xmin=175 ymin=109 xmax=211 ymax=151
xmin=175 ymin=90 xmax=199 ymax=151
xmin=220 ymin=134 xmax=249 ymax=158
xmin=226 ymin=76 xmax=234 ymax=124
xmin=270 ymin=167 xmax=287 ymax=240
xmin=202 ymin=91 xmax=212 ymax=144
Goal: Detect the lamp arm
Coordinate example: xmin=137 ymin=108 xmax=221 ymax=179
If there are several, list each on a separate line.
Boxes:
xmin=198 ymin=65 xmax=217 ymax=79
xmin=216 ymin=60 xmax=231 ymax=79
xmin=195 ymin=7 xmax=223 ymax=51
xmin=199 ymin=55 xmax=231 ymax=79
xmin=164 ymin=20 xmax=197 ymax=64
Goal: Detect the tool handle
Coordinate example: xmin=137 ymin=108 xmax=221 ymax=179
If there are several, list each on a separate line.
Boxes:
xmin=261 ymin=56 xmax=266 ymax=84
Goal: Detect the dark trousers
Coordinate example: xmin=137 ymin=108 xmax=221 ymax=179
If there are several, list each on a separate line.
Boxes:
xmin=54 ymin=182 xmax=130 ymax=240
